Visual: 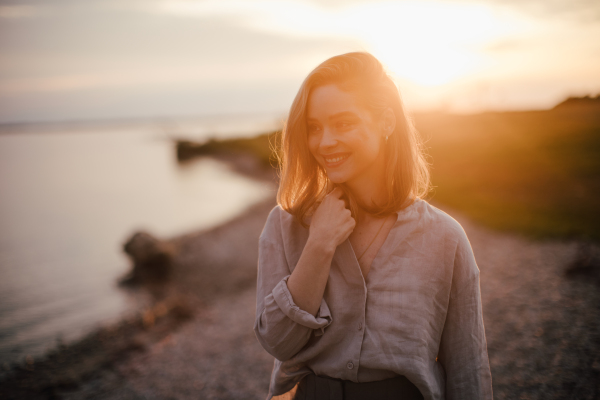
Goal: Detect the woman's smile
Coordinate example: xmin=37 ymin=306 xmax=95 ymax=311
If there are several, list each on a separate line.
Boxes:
xmin=322 ymin=152 xmax=350 ymax=168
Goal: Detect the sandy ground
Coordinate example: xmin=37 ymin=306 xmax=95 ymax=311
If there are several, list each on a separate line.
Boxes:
xmin=1 ymin=163 xmax=599 ymax=399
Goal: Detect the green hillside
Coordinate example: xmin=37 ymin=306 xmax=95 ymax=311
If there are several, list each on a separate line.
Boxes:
xmin=415 ymin=101 xmax=600 ymax=240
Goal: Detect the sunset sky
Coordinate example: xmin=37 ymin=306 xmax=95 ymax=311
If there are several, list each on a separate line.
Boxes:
xmin=1 ymin=0 xmax=599 ymax=123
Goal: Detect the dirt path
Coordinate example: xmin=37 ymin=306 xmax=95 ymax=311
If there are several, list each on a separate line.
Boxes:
xmin=3 ymin=198 xmax=599 ymax=400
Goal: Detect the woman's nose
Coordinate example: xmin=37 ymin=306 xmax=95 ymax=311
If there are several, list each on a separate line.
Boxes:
xmin=319 ymin=127 xmax=337 ymax=150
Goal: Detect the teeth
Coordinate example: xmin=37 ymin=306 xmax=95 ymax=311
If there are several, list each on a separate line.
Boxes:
xmin=325 ymin=155 xmax=347 ymax=163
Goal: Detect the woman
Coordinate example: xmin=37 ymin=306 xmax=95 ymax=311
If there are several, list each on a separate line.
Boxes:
xmin=254 ymin=52 xmax=493 ymax=400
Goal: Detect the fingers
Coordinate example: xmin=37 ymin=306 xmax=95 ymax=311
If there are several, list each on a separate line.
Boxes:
xmin=346 ymin=213 xmax=356 ymax=230
xmin=341 ymin=214 xmax=356 ymax=242
xmin=324 ymin=187 xmax=350 ymax=217
xmin=310 ymin=189 xmax=356 ymax=246
xmin=342 ymin=207 xmax=352 ymax=219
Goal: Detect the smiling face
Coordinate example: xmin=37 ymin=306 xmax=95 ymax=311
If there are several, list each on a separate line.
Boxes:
xmin=306 ymin=83 xmax=386 ymax=189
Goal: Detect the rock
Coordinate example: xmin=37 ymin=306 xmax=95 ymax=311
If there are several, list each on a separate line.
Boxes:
xmin=176 ymin=140 xmax=209 ymax=162
xmin=565 ymin=242 xmax=600 ymax=285
xmin=122 ymin=231 xmax=176 ymax=283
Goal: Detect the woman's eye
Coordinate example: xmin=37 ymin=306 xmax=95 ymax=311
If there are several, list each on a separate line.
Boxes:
xmin=338 ymin=121 xmax=353 ymax=129
xmin=308 ymin=125 xmax=321 ymax=134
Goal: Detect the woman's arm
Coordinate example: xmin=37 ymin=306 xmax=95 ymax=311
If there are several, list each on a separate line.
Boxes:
xmin=254 ymin=188 xmax=354 ymax=361
xmin=438 ymin=232 xmax=493 ymax=400
xmin=287 ymin=187 xmax=355 ymax=315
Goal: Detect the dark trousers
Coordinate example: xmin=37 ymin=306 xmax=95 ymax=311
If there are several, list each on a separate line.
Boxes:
xmin=293 ymin=374 xmax=424 ymax=400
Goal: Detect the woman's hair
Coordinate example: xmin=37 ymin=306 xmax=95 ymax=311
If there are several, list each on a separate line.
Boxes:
xmin=276 ymin=52 xmax=430 ymax=225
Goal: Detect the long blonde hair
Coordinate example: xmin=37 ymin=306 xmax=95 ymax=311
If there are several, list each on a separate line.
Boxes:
xmin=276 ymin=52 xmax=430 ymax=226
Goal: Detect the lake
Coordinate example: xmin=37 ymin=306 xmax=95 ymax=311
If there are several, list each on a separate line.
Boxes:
xmin=0 ymin=116 xmax=278 ymax=366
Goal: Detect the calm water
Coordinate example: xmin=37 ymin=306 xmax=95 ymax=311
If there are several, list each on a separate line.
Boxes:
xmin=0 ymin=118 xmax=277 ymax=366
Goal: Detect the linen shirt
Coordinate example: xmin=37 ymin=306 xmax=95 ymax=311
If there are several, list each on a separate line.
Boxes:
xmin=254 ymin=199 xmax=493 ymax=400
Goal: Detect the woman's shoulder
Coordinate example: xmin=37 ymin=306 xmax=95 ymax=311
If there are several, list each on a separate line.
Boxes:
xmin=411 ymin=201 xmax=478 ymax=278
xmin=264 ymin=205 xmax=296 ymax=227
xmin=260 ymin=205 xmax=307 ymax=244
xmin=410 ymin=199 xmax=469 ymax=243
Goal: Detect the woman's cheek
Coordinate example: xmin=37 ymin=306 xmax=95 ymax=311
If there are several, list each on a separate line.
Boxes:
xmin=308 ymin=135 xmax=320 ymax=157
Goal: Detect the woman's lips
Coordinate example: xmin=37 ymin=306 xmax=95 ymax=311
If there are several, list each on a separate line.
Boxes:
xmin=323 ymin=153 xmax=350 ymax=168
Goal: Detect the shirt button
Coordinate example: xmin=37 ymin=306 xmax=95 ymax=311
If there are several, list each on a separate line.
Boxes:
xmin=358 ymin=322 xmax=363 ymax=330
xmin=347 ymin=362 xmax=354 ymax=370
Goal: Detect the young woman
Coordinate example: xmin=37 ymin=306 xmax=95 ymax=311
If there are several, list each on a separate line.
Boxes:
xmin=254 ymin=52 xmax=493 ymax=400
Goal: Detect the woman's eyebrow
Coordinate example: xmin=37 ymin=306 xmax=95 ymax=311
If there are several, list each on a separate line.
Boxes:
xmin=306 ymin=111 xmax=358 ymax=122
xmin=329 ymin=111 xmax=358 ymax=120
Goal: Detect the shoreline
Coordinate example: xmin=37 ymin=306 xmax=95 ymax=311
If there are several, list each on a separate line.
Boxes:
xmin=0 ymin=195 xmax=278 ymax=399
xmin=0 ymin=152 xmax=278 ymax=399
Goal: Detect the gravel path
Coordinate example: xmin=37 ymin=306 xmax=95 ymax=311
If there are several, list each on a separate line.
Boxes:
xmin=7 ymin=199 xmax=599 ymax=400
xmin=457 ymin=210 xmax=600 ymax=399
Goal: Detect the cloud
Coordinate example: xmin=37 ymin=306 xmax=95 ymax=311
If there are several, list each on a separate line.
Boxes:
xmin=0 ymin=3 xmax=359 ymax=96
xmin=0 ymin=5 xmax=42 ymax=18
xmin=0 ymin=75 xmax=105 ymax=93
xmin=460 ymin=0 xmax=600 ymax=23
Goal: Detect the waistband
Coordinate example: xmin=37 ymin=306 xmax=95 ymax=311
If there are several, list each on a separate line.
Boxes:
xmin=293 ymin=373 xmax=424 ymax=400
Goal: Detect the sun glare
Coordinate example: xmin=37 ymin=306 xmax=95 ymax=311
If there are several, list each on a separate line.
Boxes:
xmin=343 ymin=2 xmax=522 ymax=86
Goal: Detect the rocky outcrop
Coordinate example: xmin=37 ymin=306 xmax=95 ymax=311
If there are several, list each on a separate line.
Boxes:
xmin=122 ymin=231 xmax=176 ymax=283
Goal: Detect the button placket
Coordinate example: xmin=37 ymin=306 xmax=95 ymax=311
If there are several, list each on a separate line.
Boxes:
xmin=339 ymin=241 xmax=367 ymax=381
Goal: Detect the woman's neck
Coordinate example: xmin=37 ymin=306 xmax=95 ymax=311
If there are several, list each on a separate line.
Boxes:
xmin=345 ymin=172 xmax=386 ymax=219
xmin=344 ymin=144 xmax=387 ymax=213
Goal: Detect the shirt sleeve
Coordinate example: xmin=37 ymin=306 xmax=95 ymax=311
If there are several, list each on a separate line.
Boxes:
xmin=438 ymin=232 xmax=493 ymax=400
xmin=254 ymin=209 xmax=333 ymax=362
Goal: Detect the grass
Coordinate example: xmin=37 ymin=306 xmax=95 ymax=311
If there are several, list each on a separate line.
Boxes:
xmin=414 ymin=103 xmax=600 ymax=240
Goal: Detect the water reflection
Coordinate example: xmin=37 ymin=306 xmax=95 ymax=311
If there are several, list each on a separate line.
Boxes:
xmin=0 ymin=123 xmax=274 ymax=364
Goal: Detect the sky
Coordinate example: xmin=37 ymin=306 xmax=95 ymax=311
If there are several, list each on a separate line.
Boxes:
xmin=0 ymin=0 xmax=599 ymax=124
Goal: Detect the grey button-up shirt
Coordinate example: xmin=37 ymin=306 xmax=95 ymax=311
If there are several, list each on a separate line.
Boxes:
xmin=254 ymin=199 xmax=493 ymax=400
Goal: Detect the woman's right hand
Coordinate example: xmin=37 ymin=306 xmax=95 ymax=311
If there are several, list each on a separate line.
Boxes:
xmin=309 ymin=187 xmax=356 ymax=251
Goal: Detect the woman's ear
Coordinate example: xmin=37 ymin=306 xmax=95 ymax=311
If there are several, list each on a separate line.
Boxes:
xmin=380 ymin=108 xmax=396 ymax=138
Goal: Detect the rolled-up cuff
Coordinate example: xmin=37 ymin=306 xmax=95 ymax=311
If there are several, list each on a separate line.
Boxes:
xmin=272 ymin=276 xmax=332 ymax=336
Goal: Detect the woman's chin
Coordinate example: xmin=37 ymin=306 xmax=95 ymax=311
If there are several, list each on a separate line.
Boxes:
xmin=326 ymin=173 xmax=349 ymax=184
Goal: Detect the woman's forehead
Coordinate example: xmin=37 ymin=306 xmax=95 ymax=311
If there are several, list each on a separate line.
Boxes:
xmin=307 ymin=84 xmax=366 ymax=120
